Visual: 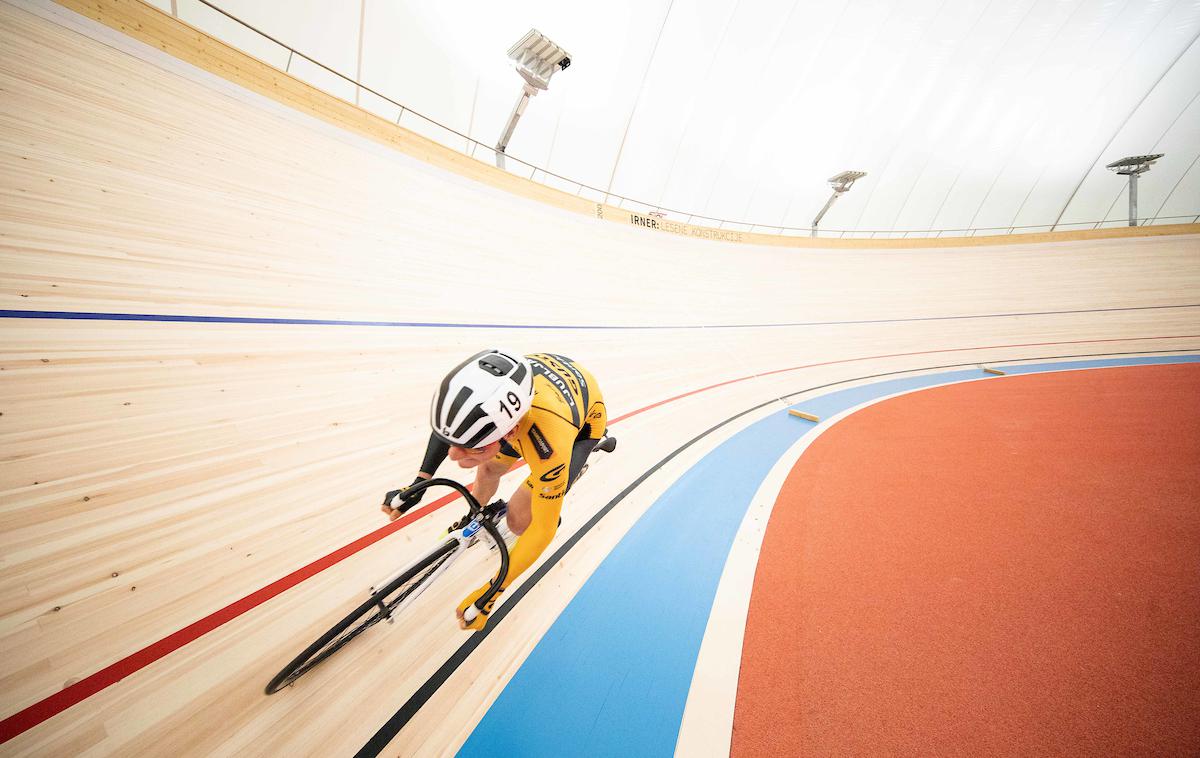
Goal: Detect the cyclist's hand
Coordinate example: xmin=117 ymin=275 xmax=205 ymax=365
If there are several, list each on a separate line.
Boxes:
xmin=381 ymin=476 xmax=428 ymax=521
xmin=456 ymin=584 xmax=503 ymax=631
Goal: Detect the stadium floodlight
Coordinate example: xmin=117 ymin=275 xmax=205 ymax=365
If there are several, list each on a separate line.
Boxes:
xmin=495 ymin=29 xmax=571 ymax=169
xmin=812 ymin=170 xmax=866 ymax=237
xmin=1106 ymin=154 xmax=1163 ymax=227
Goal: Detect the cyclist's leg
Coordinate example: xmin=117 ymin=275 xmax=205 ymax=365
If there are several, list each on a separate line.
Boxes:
xmin=506 ymin=484 xmax=533 ymax=535
xmin=510 ymin=403 xmax=606 ymax=533
xmin=566 ymin=400 xmax=608 ymax=493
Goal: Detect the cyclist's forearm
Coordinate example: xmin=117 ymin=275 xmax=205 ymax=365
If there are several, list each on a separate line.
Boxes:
xmin=471 ymin=470 xmax=502 ymax=504
xmin=418 ymin=434 xmax=450 ymax=478
xmin=498 ymin=497 xmax=562 ymax=590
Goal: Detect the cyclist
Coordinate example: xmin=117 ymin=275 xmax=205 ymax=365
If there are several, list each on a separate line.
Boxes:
xmin=381 ymin=349 xmax=608 ymax=630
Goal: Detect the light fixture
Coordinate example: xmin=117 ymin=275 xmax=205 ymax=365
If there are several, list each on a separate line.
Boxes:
xmin=495 ymin=29 xmax=571 ymax=169
xmin=1105 ymin=154 xmax=1163 ymax=227
xmin=812 ymin=170 xmax=866 ymax=237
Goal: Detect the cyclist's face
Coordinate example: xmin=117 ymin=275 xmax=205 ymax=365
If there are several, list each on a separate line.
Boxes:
xmin=448 ymin=440 xmax=501 ymax=468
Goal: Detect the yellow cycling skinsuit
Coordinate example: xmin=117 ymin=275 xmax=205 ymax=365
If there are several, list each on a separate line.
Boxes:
xmin=457 ymin=353 xmax=606 ymax=629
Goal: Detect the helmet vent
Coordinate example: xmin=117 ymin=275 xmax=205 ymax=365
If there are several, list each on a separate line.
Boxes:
xmin=478 ymin=355 xmax=514 ymax=377
xmin=445 ymin=385 xmax=473 ymax=427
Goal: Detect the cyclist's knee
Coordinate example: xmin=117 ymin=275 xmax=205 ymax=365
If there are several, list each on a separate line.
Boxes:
xmin=507 ymin=487 xmax=533 ymax=534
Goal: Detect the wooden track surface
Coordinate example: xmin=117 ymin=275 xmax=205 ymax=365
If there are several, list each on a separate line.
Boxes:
xmin=1 ymin=1 xmax=1199 ymax=754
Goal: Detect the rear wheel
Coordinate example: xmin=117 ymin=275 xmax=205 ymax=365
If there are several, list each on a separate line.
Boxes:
xmin=264 ymin=539 xmax=458 ymax=694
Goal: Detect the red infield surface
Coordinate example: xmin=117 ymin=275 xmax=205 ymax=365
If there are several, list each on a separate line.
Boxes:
xmin=734 ymin=363 xmax=1200 ymax=756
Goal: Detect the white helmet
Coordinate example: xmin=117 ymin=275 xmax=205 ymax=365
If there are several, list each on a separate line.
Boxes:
xmin=430 ymin=349 xmax=534 ymax=448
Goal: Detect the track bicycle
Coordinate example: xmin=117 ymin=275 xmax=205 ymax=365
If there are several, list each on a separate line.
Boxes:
xmin=264 ymin=435 xmax=615 ymax=694
xmin=264 ymin=478 xmax=508 ymax=694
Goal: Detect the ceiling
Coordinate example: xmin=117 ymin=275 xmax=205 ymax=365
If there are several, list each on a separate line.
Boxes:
xmin=170 ymin=0 xmax=1200 ymax=233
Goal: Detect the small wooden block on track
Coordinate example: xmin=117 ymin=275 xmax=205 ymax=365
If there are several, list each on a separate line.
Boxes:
xmin=983 ymin=367 xmax=1006 ymax=376
xmin=788 ymin=409 xmax=820 ymax=422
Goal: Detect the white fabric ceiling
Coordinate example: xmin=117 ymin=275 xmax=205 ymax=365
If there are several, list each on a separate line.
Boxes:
xmin=170 ymin=0 xmax=1200 ymax=233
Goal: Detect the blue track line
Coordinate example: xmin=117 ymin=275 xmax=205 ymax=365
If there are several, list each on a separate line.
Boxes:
xmin=458 ymin=354 xmax=1200 ymax=757
xmin=1 ymin=303 xmax=1196 ymax=331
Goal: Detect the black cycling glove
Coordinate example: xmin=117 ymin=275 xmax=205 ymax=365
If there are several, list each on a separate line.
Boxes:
xmin=383 ymin=476 xmax=429 ymax=514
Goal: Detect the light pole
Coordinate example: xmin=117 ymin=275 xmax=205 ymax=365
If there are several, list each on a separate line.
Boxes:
xmin=1105 ymin=154 xmax=1163 ymax=227
xmin=812 ymin=170 xmax=866 ymax=238
xmin=495 ymin=29 xmax=571 ymax=170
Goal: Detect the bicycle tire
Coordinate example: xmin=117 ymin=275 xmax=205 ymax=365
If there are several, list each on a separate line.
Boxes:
xmin=264 ymin=538 xmax=458 ymax=694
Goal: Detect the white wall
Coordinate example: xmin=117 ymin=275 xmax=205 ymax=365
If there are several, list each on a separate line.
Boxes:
xmin=173 ymin=0 xmax=1200 ymax=233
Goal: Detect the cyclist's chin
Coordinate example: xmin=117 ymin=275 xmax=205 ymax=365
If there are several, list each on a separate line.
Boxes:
xmin=453 ymin=451 xmax=489 ymax=468
xmin=449 ymin=441 xmax=500 ymax=467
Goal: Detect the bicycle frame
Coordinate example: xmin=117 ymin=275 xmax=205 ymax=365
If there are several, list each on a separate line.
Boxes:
xmin=368 ymin=436 xmax=614 ymax=627
xmin=371 ymin=478 xmax=510 ymax=624
xmin=263 ymin=479 xmax=515 ymax=694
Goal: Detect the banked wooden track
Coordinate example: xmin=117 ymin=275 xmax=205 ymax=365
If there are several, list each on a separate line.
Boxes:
xmin=1 ymin=1 xmax=1198 ymax=754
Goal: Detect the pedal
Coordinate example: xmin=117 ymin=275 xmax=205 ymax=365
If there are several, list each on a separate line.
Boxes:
xmin=594 ymin=436 xmax=617 ymax=454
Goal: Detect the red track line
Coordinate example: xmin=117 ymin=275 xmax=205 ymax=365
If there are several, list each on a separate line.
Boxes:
xmin=608 ymin=333 xmax=1200 ymax=424
xmin=1 ymin=333 xmax=1196 ymax=743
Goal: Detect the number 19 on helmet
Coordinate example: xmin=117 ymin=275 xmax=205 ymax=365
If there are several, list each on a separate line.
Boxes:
xmin=430 ymin=349 xmax=534 ymax=448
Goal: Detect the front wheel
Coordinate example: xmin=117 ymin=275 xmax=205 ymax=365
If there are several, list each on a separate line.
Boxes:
xmin=264 ymin=538 xmax=458 ymax=694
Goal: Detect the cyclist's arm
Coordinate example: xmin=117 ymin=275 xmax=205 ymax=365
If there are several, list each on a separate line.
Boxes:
xmin=458 ymin=467 xmax=568 ymax=625
xmin=457 ymin=419 xmax=573 ymax=628
xmin=417 ymin=433 xmax=450 ymax=478
xmin=495 ymin=427 xmax=573 ymax=591
xmin=495 ymin=494 xmax=560 ymax=593
xmin=381 ymin=434 xmax=450 ymax=520
xmin=471 ymin=455 xmax=514 ymax=506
